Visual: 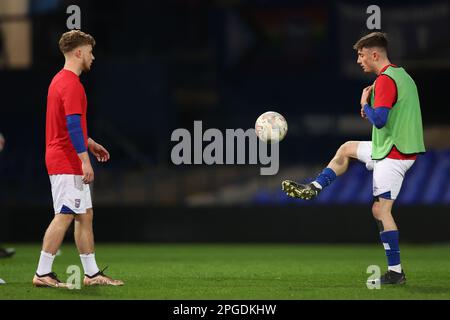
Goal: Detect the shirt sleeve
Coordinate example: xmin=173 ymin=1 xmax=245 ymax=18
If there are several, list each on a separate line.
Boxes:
xmin=61 ymin=80 xmax=84 ymax=116
xmin=374 ymin=75 xmax=397 ymax=109
xmin=363 ymin=104 xmax=390 ymax=129
xmin=66 ymin=114 xmax=87 ymax=153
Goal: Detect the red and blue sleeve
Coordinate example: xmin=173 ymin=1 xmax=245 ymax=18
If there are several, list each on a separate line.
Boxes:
xmin=61 ymin=82 xmax=86 ymax=153
xmin=364 ymin=75 xmax=398 ymax=129
xmin=66 ymin=115 xmax=87 ymax=153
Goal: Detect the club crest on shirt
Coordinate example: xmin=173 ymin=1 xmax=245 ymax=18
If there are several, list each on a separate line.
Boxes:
xmin=75 ymin=199 xmax=81 ymax=208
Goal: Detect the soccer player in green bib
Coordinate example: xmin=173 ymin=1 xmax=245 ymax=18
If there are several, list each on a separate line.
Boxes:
xmin=282 ymin=32 xmax=425 ymax=285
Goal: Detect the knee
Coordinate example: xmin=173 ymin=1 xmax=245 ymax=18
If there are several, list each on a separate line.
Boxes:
xmin=372 ymin=202 xmax=383 ymax=220
xmin=335 ymin=141 xmax=351 ymax=158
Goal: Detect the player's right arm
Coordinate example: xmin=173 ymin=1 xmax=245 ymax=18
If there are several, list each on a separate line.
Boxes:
xmin=66 ymin=114 xmax=94 ymax=184
xmin=78 ymin=151 xmax=94 ymax=184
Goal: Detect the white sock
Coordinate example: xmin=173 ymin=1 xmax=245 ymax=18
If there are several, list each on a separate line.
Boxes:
xmin=388 ymin=264 xmax=402 ymax=273
xmin=80 ymin=253 xmax=100 ymax=277
xmin=312 ymin=181 xmax=323 ymax=190
xmin=36 ymin=251 xmax=55 ymax=276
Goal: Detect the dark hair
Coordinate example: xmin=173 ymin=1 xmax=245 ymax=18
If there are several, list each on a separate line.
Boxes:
xmin=353 ymin=32 xmax=388 ymax=51
xmin=59 ymin=30 xmax=96 ymax=54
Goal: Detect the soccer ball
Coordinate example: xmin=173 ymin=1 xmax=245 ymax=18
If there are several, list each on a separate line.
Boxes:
xmin=255 ymin=111 xmax=288 ymax=144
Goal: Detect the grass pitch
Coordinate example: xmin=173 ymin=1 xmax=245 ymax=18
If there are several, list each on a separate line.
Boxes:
xmin=1 ymin=244 xmax=450 ymax=300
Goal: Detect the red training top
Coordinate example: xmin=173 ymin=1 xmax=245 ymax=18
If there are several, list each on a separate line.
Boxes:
xmin=373 ymin=64 xmax=417 ymax=160
xmin=45 ymin=69 xmax=88 ymax=175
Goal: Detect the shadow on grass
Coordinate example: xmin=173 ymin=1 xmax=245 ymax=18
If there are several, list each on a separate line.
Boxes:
xmin=402 ymin=285 xmax=450 ymax=296
xmin=1 ymin=283 xmax=120 ymax=300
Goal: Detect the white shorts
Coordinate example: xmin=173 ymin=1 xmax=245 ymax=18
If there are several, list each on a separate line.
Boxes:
xmin=49 ymin=175 xmax=92 ymax=214
xmin=356 ymin=141 xmax=415 ymax=200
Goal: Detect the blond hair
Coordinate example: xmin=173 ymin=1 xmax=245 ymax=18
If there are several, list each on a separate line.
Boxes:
xmin=59 ymin=30 xmax=96 ymax=54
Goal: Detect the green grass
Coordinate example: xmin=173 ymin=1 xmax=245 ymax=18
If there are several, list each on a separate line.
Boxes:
xmin=1 ymin=244 xmax=450 ymax=299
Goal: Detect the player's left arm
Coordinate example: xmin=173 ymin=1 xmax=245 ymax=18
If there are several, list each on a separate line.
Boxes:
xmin=360 ymin=75 xmax=397 ymax=129
xmin=88 ymin=137 xmax=110 ymax=163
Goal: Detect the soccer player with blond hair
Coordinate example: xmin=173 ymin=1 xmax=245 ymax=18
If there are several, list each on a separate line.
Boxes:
xmin=33 ymin=30 xmax=123 ymax=287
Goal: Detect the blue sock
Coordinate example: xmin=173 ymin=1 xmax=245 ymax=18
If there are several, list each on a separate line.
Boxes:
xmin=380 ymin=230 xmax=401 ymax=271
xmin=314 ymin=168 xmax=337 ymax=189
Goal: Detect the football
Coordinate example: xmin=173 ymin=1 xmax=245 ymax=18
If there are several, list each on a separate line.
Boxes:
xmin=255 ymin=111 xmax=288 ymax=144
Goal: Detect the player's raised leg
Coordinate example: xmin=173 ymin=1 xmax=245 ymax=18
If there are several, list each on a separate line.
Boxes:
xmin=33 ymin=214 xmax=74 ymax=288
xmin=327 ymin=141 xmax=361 ymax=175
xmin=75 ymin=208 xmax=124 ymax=286
xmin=283 ymin=141 xmax=365 ymax=200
